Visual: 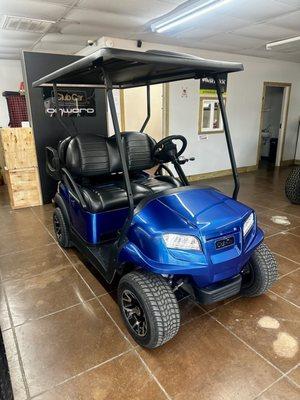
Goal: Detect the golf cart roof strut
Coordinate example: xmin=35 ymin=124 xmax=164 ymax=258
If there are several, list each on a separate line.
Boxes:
xmin=141 ymin=85 xmax=150 ymax=132
xmin=52 ymin=83 xmax=75 ymax=137
xmin=214 ymin=75 xmax=240 ymax=200
xmin=102 ymin=69 xmax=134 ymax=248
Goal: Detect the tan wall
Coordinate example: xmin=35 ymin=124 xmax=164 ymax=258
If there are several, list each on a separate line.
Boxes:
xmin=122 ymin=84 xmax=163 ymax=142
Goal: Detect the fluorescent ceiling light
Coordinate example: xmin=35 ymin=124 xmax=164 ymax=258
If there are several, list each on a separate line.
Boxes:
xmin=266 ymin=35 xmax=300 ymax=50
xmin=152 ymin=0 xmax=233 ymax=33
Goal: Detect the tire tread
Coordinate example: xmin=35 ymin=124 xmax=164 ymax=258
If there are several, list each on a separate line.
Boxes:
xmin=241 ymin=243 xmax=278 ymax=297
xmin=118 ymin=271 xmax=180 ymax=348
xmin=285 ymin=167 xmax=300 ymax=204
xmin=53 ymin=207 xmax=71 ymax=248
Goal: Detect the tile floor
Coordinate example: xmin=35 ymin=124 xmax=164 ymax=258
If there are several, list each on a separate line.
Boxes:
xmin=0 ymin=166 xmax=299 ymax=400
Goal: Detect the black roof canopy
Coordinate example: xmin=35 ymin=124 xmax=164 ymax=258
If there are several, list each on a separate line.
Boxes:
xmin=32 ymin=48 xmax=244 ymax=89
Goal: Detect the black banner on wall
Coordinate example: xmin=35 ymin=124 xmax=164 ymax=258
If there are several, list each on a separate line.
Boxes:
xmin=23 ymin=51 xmax=108 ymax=203
xmin=43 ymin=87 xmax=96 ymax=117
xmin=200 ymin=73 xmax=228 ymax=95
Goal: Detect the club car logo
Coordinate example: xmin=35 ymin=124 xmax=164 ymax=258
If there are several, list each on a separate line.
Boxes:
xmin=215 ymin=235 xmax=234 ymax=250
xmin=46 ymin=107 xmax=95 ymax=117
xmin=43 ymin=88 xmax=96 ymax=118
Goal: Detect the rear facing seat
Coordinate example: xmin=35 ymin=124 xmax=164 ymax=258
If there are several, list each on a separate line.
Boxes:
xmin=61 ymin=132 xmax=182 ymax=212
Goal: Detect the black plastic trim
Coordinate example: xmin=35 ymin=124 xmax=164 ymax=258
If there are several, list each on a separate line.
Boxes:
xmin=194 ymin=275 xmax=242 ymax=305
xmin=70 ymin=227 xmax=117 ymax=284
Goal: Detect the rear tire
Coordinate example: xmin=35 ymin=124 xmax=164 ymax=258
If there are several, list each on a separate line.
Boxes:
xmin=241 ymin=243 xmax=278 ymax=297
xmin=53 ymin=207 xmax=71 ymax=248
xmin=118 ymin=271 xmax=180 ymax=348
xmin=285 ymin=167 xmax=300 ymax=204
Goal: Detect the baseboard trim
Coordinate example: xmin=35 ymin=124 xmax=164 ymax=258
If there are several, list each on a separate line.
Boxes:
xmin=281 ymin=159 xmax=300 ymax=166
xmin=187 ymin=165 xmax=257 ymax=182
xmin=281 ymin=159 xmax=294 ymax=166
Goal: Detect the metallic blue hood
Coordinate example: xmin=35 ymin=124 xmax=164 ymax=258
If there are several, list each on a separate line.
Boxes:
xmin=156 ymin=187 xmax=252 ymax=237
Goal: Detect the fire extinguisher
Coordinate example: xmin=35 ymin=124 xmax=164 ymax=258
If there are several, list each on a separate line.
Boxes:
xmin=19 ymin=82 xmax=25 ymax=95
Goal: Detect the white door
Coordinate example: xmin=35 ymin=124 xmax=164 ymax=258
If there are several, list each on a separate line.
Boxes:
xmin=276 ymin=86 xmax=290 ymax=167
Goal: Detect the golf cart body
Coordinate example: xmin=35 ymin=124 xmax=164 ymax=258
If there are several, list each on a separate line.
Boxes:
xmin=33 ymin=48 xmax=275 ymax=348
xmin=120 ymin=188 xmax=263 ymax=288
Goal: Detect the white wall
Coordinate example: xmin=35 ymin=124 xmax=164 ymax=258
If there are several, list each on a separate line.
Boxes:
xmin=0 ymin=60 xmax=23 ymax=128
xmin=82 ymin=37 xmax=300 ymax=171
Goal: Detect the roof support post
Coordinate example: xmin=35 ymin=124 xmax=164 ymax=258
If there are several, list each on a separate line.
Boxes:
xmin=141 ymin=84 xmax=151 ymax=132
xmin=52 ymin=83 xmax=74 ymax=137
xmin=215 ymin=75 xmax=240 ymax=200
xmin=103 ymin=71 xmax=134 ymax=247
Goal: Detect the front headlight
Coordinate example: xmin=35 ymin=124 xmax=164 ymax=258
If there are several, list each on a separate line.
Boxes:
xmin=163 ymin=234 xmax=202 ymax=251
xmin=243 ymin=213 xmax=254 ymax=236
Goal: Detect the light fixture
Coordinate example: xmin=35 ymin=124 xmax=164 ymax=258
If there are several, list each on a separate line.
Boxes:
xmin=266 ymin=35 xmax=300 ymax=50
xmin=1 ymin=15 xmax=56 ymax=33
xmin=151 ymin=0 xmax=234 ymax=33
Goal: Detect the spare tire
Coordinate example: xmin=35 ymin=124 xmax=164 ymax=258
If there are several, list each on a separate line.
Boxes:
xmin=285 ymin=167 xmax=300 ymax=204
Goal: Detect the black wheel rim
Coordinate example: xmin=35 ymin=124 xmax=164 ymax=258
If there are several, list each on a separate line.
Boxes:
xmin=241 ymin=262 xmax=255 ymax=288
xmin=121 ymin=290 xmax=147 ymax=337
xmin=53 ymin=214 xmax=62 ymax=241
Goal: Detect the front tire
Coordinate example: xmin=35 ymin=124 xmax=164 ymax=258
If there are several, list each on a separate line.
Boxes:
xmin=241 ymin=243 xmax=278 ymax=297
xmin=285 ymin=167 xmax=300 ymax=204
xmin=118 ymin=271 xmax=180 ymax=348
xmin=53 ymin=207 xmax=71 ymax=248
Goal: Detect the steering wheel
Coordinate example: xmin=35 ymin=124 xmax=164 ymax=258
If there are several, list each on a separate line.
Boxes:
xmin=153 ymin=135 xmax=187 ymax=162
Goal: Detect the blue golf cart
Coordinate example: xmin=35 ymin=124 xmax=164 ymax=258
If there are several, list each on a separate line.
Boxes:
xmin=33 ymin=48 xmax=278 ymax=348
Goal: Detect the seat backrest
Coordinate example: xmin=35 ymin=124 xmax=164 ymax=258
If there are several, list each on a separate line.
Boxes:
xmin=58 ymin=136 xmax=72 ymax=165
xmin=64 ymin=132 xmax=156 ymax=177
xmin=122 ymin=132 xmax=156 ymax=172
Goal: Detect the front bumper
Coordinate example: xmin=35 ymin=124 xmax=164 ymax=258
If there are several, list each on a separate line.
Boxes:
xmin=193 ymin=274 xmax=242 ymax=304
xmin=120 ymin=226 xmax=264 ymax=288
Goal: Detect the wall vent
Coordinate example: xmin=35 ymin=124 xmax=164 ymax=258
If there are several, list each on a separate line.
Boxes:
xmin=1 ymin=15 xmax=55 ymax=33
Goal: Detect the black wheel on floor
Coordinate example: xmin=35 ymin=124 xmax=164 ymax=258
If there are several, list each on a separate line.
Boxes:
xmin=53 ymin=207 xmax=71 ymax=248
xmin=285 ymin=167 xmax=300 ymax=204
xmin=241 ymin=243 xmax=278 ymax=297
xmin=118 ymin=271 xmax=180 ymax=348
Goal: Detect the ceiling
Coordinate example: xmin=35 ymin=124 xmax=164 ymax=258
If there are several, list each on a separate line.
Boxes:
xmin=0 ymin=0 xmax=300 ymax=62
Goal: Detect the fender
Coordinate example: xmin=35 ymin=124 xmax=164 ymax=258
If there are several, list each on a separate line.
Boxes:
xmin=54 ymin=193 xmax=70 ymax=227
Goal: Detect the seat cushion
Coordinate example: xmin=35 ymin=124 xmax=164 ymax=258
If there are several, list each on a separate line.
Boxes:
xmin=80 ymin=181 xmax=149 ymax=213
xmin=79 ymin=175 xmax=182 ymax=213
xmin=135 ymin=175 xmax=183 ymax=193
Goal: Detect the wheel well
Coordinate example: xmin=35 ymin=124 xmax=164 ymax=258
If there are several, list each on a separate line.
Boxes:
xmin=53 ymin=193 xmax=70 ymax=227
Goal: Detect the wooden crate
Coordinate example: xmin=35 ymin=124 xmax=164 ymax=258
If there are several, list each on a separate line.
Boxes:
xmin=0 ymin=135 xmax=5 ymax=184
xmin=0 ymin=127 xmax=37 ymax=170
xmin=5 ymin=167 xmax=42 ymax=209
